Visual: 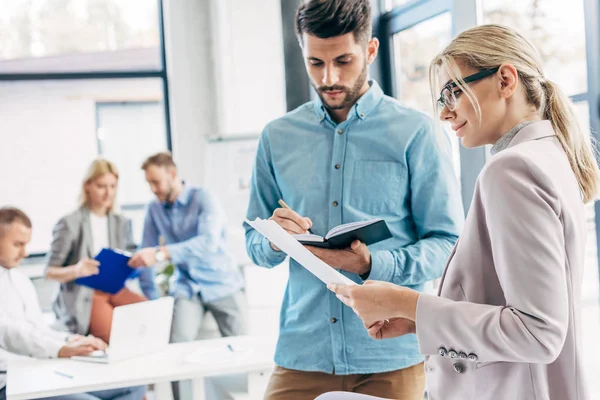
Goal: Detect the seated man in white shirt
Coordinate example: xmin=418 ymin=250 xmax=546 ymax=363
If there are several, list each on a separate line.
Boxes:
xmin=0 ymin=207 xmax=145 ymax=400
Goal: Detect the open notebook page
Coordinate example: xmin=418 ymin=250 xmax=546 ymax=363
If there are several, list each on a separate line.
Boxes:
xmin=245 ymin=218 xmax=356 ymax=286
xmin=293 ymin=219 xmax=383 ymax=242
xmin=325 ymin=219 xmax=382 ymax=239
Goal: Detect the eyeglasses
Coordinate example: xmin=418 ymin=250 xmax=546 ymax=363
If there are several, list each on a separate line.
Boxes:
xmin=437 ymin=67 xmax=500 ymax=111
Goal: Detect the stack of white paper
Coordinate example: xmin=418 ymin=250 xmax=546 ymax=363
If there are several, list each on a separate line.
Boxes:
xmin=245 ymin=218 xmax=356 ymax=286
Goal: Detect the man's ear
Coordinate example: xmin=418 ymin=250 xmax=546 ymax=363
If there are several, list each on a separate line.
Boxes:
xmin=168 ymin=166 xmax=178 ymax=180
xmin=366 ymin=37 xmax=379 ymax=65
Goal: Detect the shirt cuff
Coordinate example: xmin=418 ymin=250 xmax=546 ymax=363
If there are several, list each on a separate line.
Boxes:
xmin=165 ymin=243 xmax=185 ymax=265
xmin=261 ymin=236 xmax=287 ymax=265
xmin=366 ymin=250 xmax=395 ymax=282
xmin=45 ymin=338 xmax=66 ymax=359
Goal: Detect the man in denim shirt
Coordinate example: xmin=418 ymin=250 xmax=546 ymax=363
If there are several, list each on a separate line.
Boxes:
xmin=244 ymin=1 xmax=463 ymax=399
xmin=130 ymin=152 xmax=246 ymax=341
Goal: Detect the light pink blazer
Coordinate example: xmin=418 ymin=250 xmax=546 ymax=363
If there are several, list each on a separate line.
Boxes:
xmin=416 ymin=120 xmax=589 ymax=400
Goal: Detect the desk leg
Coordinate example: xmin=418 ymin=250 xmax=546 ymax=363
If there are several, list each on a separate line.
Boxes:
xmin=191 ymin=377 xmax=206 ymax=400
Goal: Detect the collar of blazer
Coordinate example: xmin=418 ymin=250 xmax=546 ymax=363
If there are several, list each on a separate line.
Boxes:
xmin=503 ymin=120 xmax=556 ymax=151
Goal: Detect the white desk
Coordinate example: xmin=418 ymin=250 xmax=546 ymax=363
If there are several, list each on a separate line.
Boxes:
xmin=7 ymin=336 xmax=275 ymax=400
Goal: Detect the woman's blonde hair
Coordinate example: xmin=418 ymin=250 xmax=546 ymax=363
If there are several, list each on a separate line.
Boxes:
xmin=429 ymin=24 xmax=600 ymax=203
xmin=79 ymin=158 xmax=119 ymax=211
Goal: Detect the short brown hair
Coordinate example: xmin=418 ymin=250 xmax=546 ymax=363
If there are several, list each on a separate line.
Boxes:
xmin=141 ymin=152 xmax=177 ymax=171
xmin=295 ymin=0 xmax=372 ymax=46
xmin=0 ymin=207 xmax=32 ymax=230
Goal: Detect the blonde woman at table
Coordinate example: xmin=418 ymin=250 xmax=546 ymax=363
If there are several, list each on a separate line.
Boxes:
xmin=326 ymin=24 xmax=599 ymax=400
xmin=45 ymin=158 xmax=157 ymax=343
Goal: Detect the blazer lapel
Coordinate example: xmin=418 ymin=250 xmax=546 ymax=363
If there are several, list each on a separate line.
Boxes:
xmin=108 ymin=213 xmax=121 ymax=248
xmin=80 ymin=209 xmax=95 ymax=258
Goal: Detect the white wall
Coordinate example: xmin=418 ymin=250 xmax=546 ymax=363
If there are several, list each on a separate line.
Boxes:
xmin=163 ymin=0 xmax=289 ymax=335
xmin=164 ymin=0 xmax=286 ymax=182
xmin=163 ymin=0 xmax=287 ymax=257
xmin=211 ymin=0 xmax=287 ymax=135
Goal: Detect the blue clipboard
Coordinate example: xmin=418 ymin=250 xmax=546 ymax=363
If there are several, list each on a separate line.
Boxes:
xmin=75 ymin=248 xmax=137 ymax=294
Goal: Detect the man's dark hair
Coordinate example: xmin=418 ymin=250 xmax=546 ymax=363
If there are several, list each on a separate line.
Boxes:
xmin=295 ymin=0 xmax=372 ymax=45
xmin=0 ymin=207 xmax=32 ymax=231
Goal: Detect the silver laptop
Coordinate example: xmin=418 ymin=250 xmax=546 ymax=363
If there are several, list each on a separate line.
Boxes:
xmin=71 ymin=296 xmax=174 ymax=363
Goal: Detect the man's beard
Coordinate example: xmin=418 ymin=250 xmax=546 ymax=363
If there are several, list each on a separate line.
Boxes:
xmin=314 ymin=62 xmax=368 ymax=111
xmin=164 ymin=182 xmax=176 ymax=203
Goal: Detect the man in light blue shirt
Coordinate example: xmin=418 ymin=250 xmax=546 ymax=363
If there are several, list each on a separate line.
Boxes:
xmin=244 ymin=1 xmax=463 ymax=399
xmin=129 ymin=152 xmax=246 ymax=343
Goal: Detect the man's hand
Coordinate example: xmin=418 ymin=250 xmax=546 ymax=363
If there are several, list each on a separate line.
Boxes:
xmin=366 ymin=318 xmax=416 ymax=340
xmin=58 ymin=336 xmax=107 ymax=358
xmin=307 ymin=240 xmax=371 ymax=275
xmin=73 ymin=259 xmax=100 ymax=278
xmin=128 ymin=248 xmax=157 ymax=268
xmin=268 ymin=207 xmax=312 ymax=251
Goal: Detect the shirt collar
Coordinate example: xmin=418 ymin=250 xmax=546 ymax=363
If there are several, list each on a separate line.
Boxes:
xmin=313 ymin=80 xmax=384 ymax=123
xmin=163 ymin=182 xmax=191 ymax=209
xmin=490 ymin=121 xmax=537 ymax=155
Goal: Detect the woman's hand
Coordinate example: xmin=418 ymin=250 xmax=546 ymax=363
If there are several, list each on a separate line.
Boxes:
xmin=327 ymin=280 xmax=420 ymax=328
xmin=366 ymin=318 xmax=416 ymax=340
xmin=73 ymin=258 xmax=100 ymax=278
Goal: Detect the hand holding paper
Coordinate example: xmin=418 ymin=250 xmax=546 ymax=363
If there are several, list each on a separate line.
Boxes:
xmin=306 ymin=240 xmax=371 ymax=276
xmin=245 ymin=218 xmax=356 ymax=286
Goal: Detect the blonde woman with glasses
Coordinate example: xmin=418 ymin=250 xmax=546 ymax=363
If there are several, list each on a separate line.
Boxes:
xmin=325 ymin=24 xmax=599 ymax=400
xmin=45 ymin=158 xmax=158 ymax=343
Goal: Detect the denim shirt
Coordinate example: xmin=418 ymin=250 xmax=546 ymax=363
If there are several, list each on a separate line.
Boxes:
xmin=244 ymin=81 xmax=464 ymax=374
xmin=140 ymin=185 xmax=244 ymax=302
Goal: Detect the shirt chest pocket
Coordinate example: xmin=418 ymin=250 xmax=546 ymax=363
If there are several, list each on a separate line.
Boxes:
xmin=348 ymin=160 xmax=406 ymax=215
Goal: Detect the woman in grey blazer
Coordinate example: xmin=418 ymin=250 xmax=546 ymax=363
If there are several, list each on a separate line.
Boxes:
xmin=326 ymin=25 xmax=599 ymax=400
xmin=45 ymin=158 xmax=157 ymax=343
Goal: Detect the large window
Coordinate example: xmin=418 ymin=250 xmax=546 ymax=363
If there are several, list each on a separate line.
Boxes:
xmin=0 ymin=0 xmax=160 ymax=72
xmin=483 ymin=0 xmax=588 ymax=96
xmin=0 ymin=0 xmax=170 ymax=255
xmin=391 ymin=12 xmax=460 ymax=181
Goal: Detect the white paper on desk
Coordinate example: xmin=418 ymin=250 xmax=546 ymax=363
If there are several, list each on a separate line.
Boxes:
xmin=245 ymin=218 xmax=356 ymax=286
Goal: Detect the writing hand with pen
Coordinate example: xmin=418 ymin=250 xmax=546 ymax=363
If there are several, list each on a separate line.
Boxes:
xmin=271 ymin=200 xmax=371 ymax=277
xmin=267 ymin=200 xmax=313 ymax=251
